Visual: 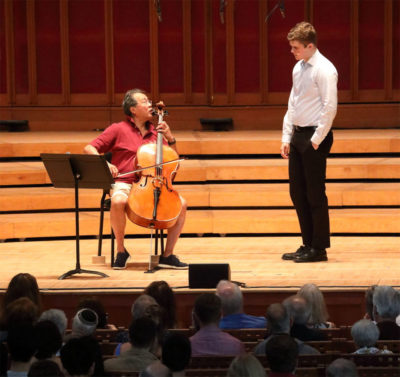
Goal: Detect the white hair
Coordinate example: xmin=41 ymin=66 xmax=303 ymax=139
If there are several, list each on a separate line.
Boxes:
xmin=216 ymin=280 xmax=243 ymax=316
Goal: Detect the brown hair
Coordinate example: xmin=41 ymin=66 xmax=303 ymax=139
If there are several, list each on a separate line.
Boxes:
xmin=287 ymin=22 xmax=317 ymax=47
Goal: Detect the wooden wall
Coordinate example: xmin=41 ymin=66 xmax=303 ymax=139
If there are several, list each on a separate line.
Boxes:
xmin=0 ymin=0 xmax=399 ymax=130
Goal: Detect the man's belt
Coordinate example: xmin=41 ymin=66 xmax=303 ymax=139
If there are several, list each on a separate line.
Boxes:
xmin=293 ymin=125 xmax=317 ymax=132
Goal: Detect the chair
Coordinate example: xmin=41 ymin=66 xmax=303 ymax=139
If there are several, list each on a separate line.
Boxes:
xmin=97 ymin=153 xmax=165 ymax=267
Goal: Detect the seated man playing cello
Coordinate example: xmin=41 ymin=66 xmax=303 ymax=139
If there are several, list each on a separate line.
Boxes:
xmin=84 ymin=89 xmax=188 ymax=270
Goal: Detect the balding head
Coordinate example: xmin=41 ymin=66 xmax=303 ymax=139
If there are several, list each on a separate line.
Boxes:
xmin=216 ymin=280 xmax=243 ymax=316
xmin=283 ymin=295 xmax=311 ymax=325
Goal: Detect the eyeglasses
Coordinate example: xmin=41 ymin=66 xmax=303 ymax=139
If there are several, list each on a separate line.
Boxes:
xmin=139 ymin=99 xmax=152 ymax=106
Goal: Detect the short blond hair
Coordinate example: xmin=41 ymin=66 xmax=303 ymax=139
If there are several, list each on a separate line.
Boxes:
xmin=287 ymin=22 xmax=317 ymax=47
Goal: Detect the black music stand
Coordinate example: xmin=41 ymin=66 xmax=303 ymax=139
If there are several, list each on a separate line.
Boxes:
xmin=41 ymin=153 xmax=114 ymax=280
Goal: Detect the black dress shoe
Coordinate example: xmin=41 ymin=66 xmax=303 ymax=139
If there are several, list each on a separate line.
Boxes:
xmin=282 ymin=245 xmax=310 ymax=260
xmin=294 ymin=248 xmax=328 ymax=263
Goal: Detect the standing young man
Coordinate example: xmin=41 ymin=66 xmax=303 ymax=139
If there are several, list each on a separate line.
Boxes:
xmin=280 ymin=22 xmax=338 ymax=263
xmin=84 ymin=89 xmax=187 ymax=270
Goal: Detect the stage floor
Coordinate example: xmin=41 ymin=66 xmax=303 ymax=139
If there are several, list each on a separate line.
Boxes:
xmin=0 ymin=236 xmax=398 ymax=292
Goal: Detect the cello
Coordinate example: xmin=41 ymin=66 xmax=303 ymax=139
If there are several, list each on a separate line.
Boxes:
xmin=125 ymin=101 xmax=182 ymax=230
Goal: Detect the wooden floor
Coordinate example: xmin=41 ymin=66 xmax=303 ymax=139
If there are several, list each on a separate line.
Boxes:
xmin=0 ymin=236 xmax=399 ymax=292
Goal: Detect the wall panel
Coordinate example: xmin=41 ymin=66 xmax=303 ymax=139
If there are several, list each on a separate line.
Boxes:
xmin=235 ymin=0 xmax=259 ymax=93
xmin=212 ymin=0 xmax=226 ymax=94
xmin=35 ymin=0 xmax=61 ymax=94
xmin=113 ymin=0 xmax=150 ymax=93
xmin=69 ymin=0 xmax=106 ymax=93
xmin=314 ymin=0 xmax=351 ymax=91
xmin=393 ymin=0 xmax=400 ymax=90
xmin=359 ymin=0 xmax=384 ymax=90
xmin=13 ymin=0 xmax=28 ymax=94
xmin=159 ymin=0 xmax=184 ymax=93
xmin=191 ymin=0 xmax=205 ymax=93
xmin=0 ymin=0 xmax=6 ymax=93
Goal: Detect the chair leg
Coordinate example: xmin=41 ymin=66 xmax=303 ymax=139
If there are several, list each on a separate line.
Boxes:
xmin=111 ymin=229 xmax=115 ymax=267
xmin=98 ymin=191 xmax=107 ymax=257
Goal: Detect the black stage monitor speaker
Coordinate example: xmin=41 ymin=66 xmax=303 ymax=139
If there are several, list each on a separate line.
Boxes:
xmin=189 ymin=264 xmax=231 ymax=289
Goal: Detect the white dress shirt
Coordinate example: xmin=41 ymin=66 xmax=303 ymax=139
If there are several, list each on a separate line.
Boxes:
xmin=282 ymin=49 xmax=338 ymax=145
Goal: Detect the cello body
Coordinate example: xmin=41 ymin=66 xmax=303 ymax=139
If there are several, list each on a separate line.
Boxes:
xmin=125 ymin=102 xmax=182 ymax=229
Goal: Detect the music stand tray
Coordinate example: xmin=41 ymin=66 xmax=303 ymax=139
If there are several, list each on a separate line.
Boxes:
xmin=41 ymin=153 xmax=114 ymax=280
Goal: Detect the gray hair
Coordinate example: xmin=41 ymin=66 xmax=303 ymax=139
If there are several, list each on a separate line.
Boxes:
xmin=227 ymin=354 xmax=267 ymax=377
xmin=39 ymin=309 xmax=68 ymax=335
xmin=216 ymin=280 xmax=243 ymax=316
xmin=298 ymin=283 xmax=329 ymax=325
xmin=373 ymin=285 xmax=400 ymax=320
xmin=122 ymin=89 xmax=145 ymax=117
xmin=351 ymin=319 xmax=380 ymax=348
xmin=326 ymin=358 xmax=358 ymax=377
xmin=283 ymin=295 xmax=311 ymax=325
xmin=131 ymin=294 xmax=160 ymax=324
xmin=266 ymin=303 xmax=291 ymax=334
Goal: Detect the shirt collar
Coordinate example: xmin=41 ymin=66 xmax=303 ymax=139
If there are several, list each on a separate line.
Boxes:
xmin=304 ymin=48 xmax=319 ymax=67
xmin=127 ymin=117 xmax=156 ymax=136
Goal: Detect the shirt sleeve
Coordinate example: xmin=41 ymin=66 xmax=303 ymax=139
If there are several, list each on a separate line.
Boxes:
xmin=90 ymin=124 xmax=117 ymax=154
xmin=311 ymin=66 xmax=338 ymax=145
xmin=282 ymin=87 xmax=295 ymax=143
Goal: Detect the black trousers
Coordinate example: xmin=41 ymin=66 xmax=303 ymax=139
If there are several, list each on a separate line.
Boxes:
xmin=289 ymin=128 xmax=333 ymax=250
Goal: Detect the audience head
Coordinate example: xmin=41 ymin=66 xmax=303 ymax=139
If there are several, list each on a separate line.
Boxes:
xmin=373 ymin=285 xmax=400 ymax=321
xmin=227 ymin=354 xmax=266 ymax=377
xmin=129 ymin=317 xmax=157 ymax=350
xmin=216 ymin=280 xmax=243 ymax=316
xmin=326 ymin=358 xmax=358 ymax=377
xmin=71 ymin=308 xmax=98 ymax=337
xmin=265 ymin=334 xmax=298 ymax=374
xmin=266 ymin=303 xmax=291 ymax=334
xmin=145 ymin=280 xmax=176 ymax=329
xmin=193 ymin=293 xmax=222 ymax=327
xmin=4 ymin=297 xmax=40 ymax=330
xmin=131 ymin=294 xmax=161 ymax=326
xmin=77 ymin=297 xmax=108 ymax=329
xmin=351 ymin=319 xmax=380 ymax=348
xmin=2 ymin=273 xmax=41 ymax=312
xmin=298 ymin=283 xmax=329 ymax=325
xmin=39 ymin=309 xmax=68 ymax=336
xmin=283 ymin=295 xmax=311 ymax=325
xmin=28 ymin=360 xmax=63 ymax=377
xmin=7 ymin=324 xmax=37 ymax=363
xmin=161 ymin=332 xmax=191 ymax=372
xmin=35 ymin=320 xmax=63 ymax=360
xmin=364 ymin=285 xmax=377 ymax=320
xmin=60 ymin=336 xmax=96 ymax=377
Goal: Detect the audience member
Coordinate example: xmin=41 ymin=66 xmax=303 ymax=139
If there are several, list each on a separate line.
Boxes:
xmin=60 ymin=337 xmax=97 ymax=377
xmin=265 ymin=334 xmax=298 ymax=377
xmin=190 ymin=293 xmax=245 ymax=356
xmin=325 ymin=358 xmax=358 ymax=377
xmin=116 ymin=294 xmax=163 ymax=356
xmin=7 ymin=325 xmax=37 ymax=377
xmin=104 ymin=317 xmax=158 ymax=372
xmin=65 ymin=309 xmax=98 ymax=341
xmin=76 ymin=297 xmax=116 ymax=330
xmin=253 ymin=303 xmax=319 ymax=355
xmin=143 ymin=332 xmax=191 ymax=377
xmin=351 ymin=319 xmax=392 ymax=354
xmin=216 ymin=280 xmax=266 ymax=329
xmin=39 ymin=309 xmax=68 ymax=339
xmin=363 ymin=285 xmax=377 ymax=321
xmin=298 ymin=283 xmax=335 ymax=328
xmin=0 ymin=341 xmax=8 ymax=376
xmin=1 ymin=273 xmax=41 ymax=315
xmin=34 ymin=320 xmax=63 ymax=362
xmin=283 ymin=295 xmax=326 ymax=341
xmin=372 ymin=285 xmax=400 ymax=339
xmin=145 ymin=281 xmax=177 ymax=329
xmin=227 ymin=354 xmax=266 ymax=377
xmin=28 ymin=360 xmax=63 ymax=377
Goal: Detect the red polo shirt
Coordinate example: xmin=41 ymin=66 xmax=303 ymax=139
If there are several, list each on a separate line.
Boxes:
xmin=90 ymin=118 xmax=165 ymax=184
